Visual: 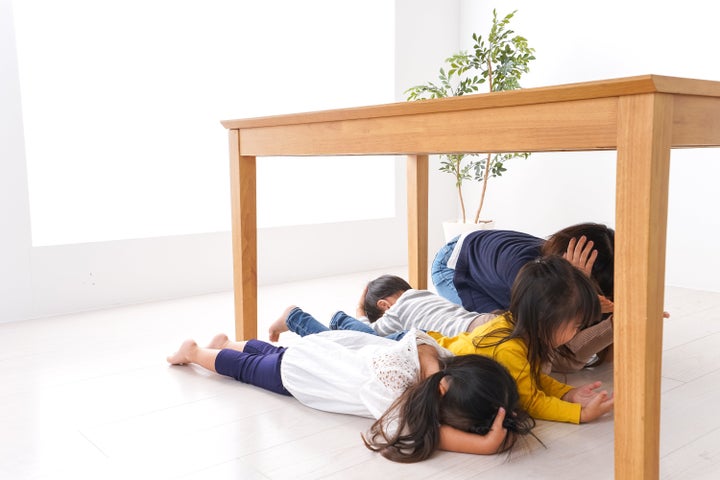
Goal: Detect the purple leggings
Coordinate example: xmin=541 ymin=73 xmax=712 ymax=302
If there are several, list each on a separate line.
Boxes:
xmin=214 ymin=339 xmax=292 ymax=396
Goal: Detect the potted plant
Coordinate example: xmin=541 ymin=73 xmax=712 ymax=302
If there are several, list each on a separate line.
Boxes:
xmin=405 ymin=9 xmax=535 ymax=239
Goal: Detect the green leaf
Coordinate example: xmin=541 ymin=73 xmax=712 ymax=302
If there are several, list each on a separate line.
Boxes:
xmin=404 ymin=8 xmax=534 ymax=203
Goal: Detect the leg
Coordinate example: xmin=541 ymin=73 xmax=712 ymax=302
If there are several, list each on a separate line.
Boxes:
xmin=431 ymin=237 xmax=463 ymax=305
xmin=282 ymin=307 xmax=330 ymax=337
xmin=169 ymin=337 xmax=291 ymax=396
xmin=167 ymin=339 xmax=222 ymax=373
xmin=228 ymin=138 xmax=257 ymax=340
xmin=330 ymin=311 xmax=376 ymax=334
xmin=385 ymin=331 xmax=409 ymax=341
xmin=268 ymin=305 xmax=299 ymax=342
xmin=407 ymin=154 xmax=429 ymax=289
xmin=215 ymin=340 xmax=291 ymax=395
xmin=330 ymin=311 xmax=408 ymax=340
xmin=207 ymin=333 xmax=248 ymax=351
xmin=614 ymin=93 xmax=672 ymax=480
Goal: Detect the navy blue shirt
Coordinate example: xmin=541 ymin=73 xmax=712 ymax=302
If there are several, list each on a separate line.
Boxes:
xmin=454 ymin=230 xmax=544 ymax=313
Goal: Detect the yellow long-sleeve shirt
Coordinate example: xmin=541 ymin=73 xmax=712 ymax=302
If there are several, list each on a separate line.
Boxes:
xmin=428 ymin=314 xmax=582 ymax=424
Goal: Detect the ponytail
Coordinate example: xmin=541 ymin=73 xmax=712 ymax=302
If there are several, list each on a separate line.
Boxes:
xmin=363 ymin=370 xmax=446 ymax=463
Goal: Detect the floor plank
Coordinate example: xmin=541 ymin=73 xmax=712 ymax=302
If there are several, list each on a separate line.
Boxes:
xmin=1 ymin=270 xmax=719 ymax=479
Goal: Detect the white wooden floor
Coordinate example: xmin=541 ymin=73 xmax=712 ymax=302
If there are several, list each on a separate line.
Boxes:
xmin=2 ymin=267 xmax=720 ymax=480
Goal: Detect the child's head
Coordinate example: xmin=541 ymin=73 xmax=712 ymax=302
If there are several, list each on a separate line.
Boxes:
xmin=436 ymin=354 xmax=534 ymax=440
xmin=363 ymin=354 xmax=535 ymax=463
xmin=542 ymin=222 xmax=615 ymax=300
xmin=364 ymin=275 xmax=412 ymax=322
xmin=509 ymin=255 xmax=601 ymax=381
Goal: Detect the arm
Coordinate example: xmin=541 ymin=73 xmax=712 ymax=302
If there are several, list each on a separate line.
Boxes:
xmin=416 ymin=344 xmax=442 ymax=379
xmin=439 ymin=407 xmax=508 ymax=454
xmin=497 ymin=345 xmax=581 ymax=423
xmin=553 ymin=317 xmax=614 ymax=372
xmin=534 ymin=371 xmax=615 ymax=424
xmin=555 ymin=310 xmax=670 ymax=373
xmin=564 ymin=237 xmax=615 ymax=314
xmin=562 ymin=381 xmax=614 ymax=423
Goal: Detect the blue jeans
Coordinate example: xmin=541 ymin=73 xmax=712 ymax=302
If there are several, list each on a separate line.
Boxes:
xmin=285 ymin=307 xmax=407 ymax=340
xmin=285 ymin=307 xmax=330 ymax=336
xmin=431 ymin=236 xmax=463 ymax=305
xmin=330 ymin=311 xmax=407 ymax=341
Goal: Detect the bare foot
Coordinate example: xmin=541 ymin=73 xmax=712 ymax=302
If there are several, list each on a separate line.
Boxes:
xmin=207 ymin=333 xmax=230 ymax=349
xmin=166 ymin=339 xmax=198 ymax=365
xmin=268 ymin=305 xmax=297 ymax=342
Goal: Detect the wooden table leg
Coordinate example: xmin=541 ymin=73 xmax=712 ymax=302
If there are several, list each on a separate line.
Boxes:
xmin=229 ymin=130 xmax=258 ymax=341
xmin=407 ymin=154 xmax=428 ymax=289
xmin=614 ymin=93 xmax=673 ymax=480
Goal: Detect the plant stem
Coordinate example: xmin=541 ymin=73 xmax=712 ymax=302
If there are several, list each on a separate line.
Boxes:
xmin=487 ymin=58 xmax=493 ymax=91
xmin=474 ymin=153 xmax=492 ymax=223
xmin=450 ymin=154 xmax=468 ymax=222
xmin=473 ymin=57 xmax=494 ymax=224
xmin=457 ymin=183 xmax=467 ymax=223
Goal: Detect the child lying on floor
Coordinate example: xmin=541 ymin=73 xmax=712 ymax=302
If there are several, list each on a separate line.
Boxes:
xmin=167 ymin=315 xmax=535 ymax=463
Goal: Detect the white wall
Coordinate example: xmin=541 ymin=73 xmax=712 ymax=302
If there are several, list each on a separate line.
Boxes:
xmin=458 ymin=0 xmax=720 ymax=292
xmin=0 ymin=0 xmax=459 ymax=323
xmin=4 ymin=0 xmax=717 ymax=324
xmin=396 ymin=0 xmax=463 ymax=260
xmin=0 ymin=0 xmax=33 ymax=322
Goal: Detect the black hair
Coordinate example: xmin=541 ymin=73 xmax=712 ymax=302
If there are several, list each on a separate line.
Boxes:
xmin=542 ymin=222 xmax=615 ymax=300
xmin=364 ymin=275 xmax=412 ymax=322
xmin=363 ymin=354 xmax=535 ymax=463
xmin=475 ymin=255 xmax=601 ymax=386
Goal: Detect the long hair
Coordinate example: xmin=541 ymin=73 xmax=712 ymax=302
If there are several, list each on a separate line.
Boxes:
xmin=542 ymin=222 xmax=615 ymax=300
xmin=475 ymin=255 xmax=601 ymax=386
xmin=363 ymin=354 xmax=535 ymax=463
xmin=363 ymin=275 xmax=412 ymax=322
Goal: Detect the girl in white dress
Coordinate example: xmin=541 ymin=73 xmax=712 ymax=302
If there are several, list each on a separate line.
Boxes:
xmin=167 ymin=306 xmax=535 ymax=463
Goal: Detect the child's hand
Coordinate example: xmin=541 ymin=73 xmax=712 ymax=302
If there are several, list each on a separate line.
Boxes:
xmin=562 ymin=381 xmax=614 ymax=423
xmin=601 ymin=298 xmax=670 ymax=318
xmin=608 ymin=310 xmax=671 ymax=327
xmin=563 ymin=381 xmax=607 ymax=407
xmin=599 ymin=295 xmax=614 ymax=313
xmin=438 ymin=407 xmax=509 ymax=455
xmin=484 ymin=406 xmax=510 ymax=451
xmin=564 ymin=235 xmax=598 ymax=278
xmin=579 ymin=390 xmax=614 ymax=423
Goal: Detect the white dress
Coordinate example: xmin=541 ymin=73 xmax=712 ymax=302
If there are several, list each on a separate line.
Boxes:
xmin=280 ymin=329 xmax=452 ymax=419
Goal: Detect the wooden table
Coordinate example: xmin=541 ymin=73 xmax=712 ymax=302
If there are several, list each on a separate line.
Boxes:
xmin=222 ymin=75 xmax=720 ymax=479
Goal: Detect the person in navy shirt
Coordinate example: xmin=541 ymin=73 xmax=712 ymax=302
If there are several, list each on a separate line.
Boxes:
xmin=432 ymin=223 xmax=616 ymax=372
xmin=433 ymin=223 xmax=614 ymax=312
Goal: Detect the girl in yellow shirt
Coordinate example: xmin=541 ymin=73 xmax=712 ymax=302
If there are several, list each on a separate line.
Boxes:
xmin=429 ymin=255 xmax=614 ymax=424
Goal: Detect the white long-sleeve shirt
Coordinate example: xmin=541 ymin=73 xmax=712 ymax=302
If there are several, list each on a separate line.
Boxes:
xmin=370 ymin=289 xmax=486 ymax=337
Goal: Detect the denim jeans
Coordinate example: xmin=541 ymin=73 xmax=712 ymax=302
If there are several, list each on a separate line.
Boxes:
xmin=431 ymin=236 xmax=463 ymax=305
xmin=330 ymin=311 xmax=407 ymax=341
xmin=285 ymin=307 xmax=330 ymax=337
xmin=285 ymin=307 xmax=408 ymax=340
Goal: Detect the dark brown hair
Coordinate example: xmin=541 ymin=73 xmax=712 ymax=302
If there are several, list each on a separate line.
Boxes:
xmin=542 ymin=222 xmax=615 ymax=300
xmin=363 ymin=275 xmax=412 ymax=322
xmin=474 ymin=255 xmax=601 ymax=386
xmin=363 ymin=354 xmax=535 ymax=462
